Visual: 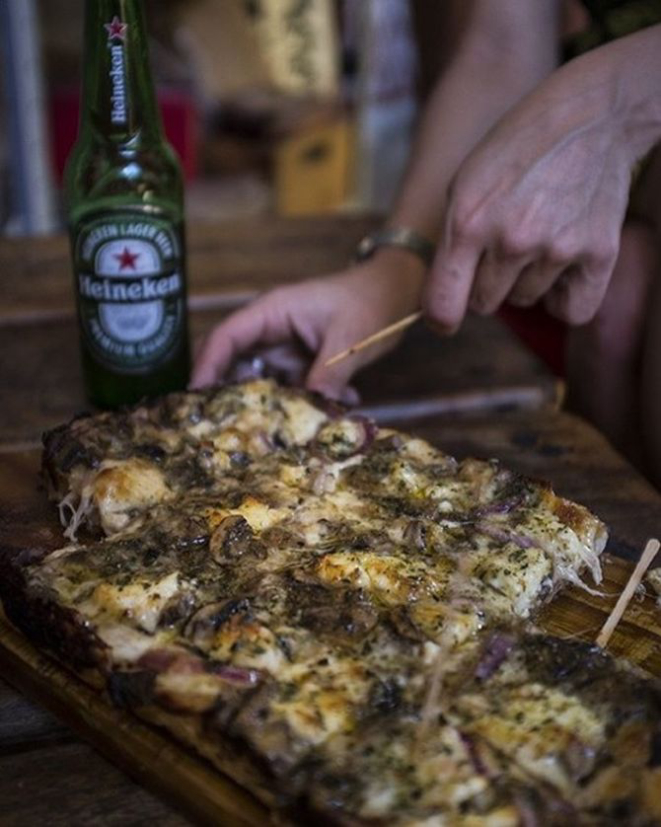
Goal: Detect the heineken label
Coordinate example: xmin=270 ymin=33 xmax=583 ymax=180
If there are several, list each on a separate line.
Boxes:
xmin=104 ymin=16 xmax=128 ymax=125
xmin=74 ymin=213 xmax=186 ymax=373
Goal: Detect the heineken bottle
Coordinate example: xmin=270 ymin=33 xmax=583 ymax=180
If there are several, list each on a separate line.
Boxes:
xmin=65 ymin=0 xmax=190 ymax=408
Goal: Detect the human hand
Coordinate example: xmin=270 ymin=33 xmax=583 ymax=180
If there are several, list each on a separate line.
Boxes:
xmin=423 ymin=54 xmax=640 ymax=330
xmin=191 ymin=248 xmax=425 ymax=401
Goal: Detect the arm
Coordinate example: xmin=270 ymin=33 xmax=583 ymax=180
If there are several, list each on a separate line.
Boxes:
xmin=390 ymin=0 xmax=561 ymax=240
xmin=424 ymin=24 xmax=661 ymax=330
xmin=192 ymin=0 xmax=560 ymax=396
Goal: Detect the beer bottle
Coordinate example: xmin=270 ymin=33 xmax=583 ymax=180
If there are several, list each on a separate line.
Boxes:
xmin=65 ymin=0 xmax=190 ymax=408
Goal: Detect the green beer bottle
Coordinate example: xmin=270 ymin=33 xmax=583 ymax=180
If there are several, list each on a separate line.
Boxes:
xmin=65 ymin=0 xmax=190 ymax=408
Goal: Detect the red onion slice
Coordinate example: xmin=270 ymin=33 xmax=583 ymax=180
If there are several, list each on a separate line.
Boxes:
xmin=474 ymin=632 xmax=516 ymax=680
xmin=474 ymin=495 xmax=524 ymax=518
xmin=209 ymin=664 xmax=262 ymax=686
xmin=459 ymin=730 xmax=489 ymax=776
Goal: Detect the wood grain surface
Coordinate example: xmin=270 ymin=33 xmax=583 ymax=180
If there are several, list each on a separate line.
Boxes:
xmin=0 ymin=312 xmax=557 ymax=449
xmin=1 ymin=409 xmax=661 ymax=825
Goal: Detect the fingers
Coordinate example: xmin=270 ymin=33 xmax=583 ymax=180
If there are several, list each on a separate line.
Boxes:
xmin=191 ymin=300 xmax=273 ymax=388
xmin=507 ymin=259 xmax=565 ymax=308
xmin=423 ymin=240 xmax=481 ymax=333
xmin=544 ymin=254 xmax=616 ymax=325
xmin=424 ymin=200 xmax=539 ymax=328
xmin=425 ymin=238 xmax=616 ymax=329
xmin=470 ymin=249 xmax=532 ymax=315
xmin=306 ymin=332 xmax=371 ymax=401
xmin=306 ymin=307 xmax=409 ymax=401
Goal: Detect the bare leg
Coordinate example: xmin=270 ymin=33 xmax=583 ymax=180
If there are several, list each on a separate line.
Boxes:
xmin=566 ymin=221 xmax=656 ymax=468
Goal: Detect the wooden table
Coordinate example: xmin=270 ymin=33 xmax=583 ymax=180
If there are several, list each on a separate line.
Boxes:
xmin=1 ymin=217 xmax=660 ymax=826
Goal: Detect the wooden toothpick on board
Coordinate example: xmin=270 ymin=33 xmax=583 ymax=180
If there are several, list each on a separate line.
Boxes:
xmin=324 ymin=311 xmax=422 ymax=368
xmin=596 ymin=538 xmax=660 ymax=649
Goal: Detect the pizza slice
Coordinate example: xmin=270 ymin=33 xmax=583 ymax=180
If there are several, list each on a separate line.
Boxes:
xmin=446 ymin=631 xmax=661 ymax=824
xmin=42 ymin=380 xmax=333 ymax=538
xmin=305 ymin=631 xmax=661 ymax=826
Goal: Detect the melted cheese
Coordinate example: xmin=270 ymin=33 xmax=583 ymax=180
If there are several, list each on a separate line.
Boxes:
xmin=410 ymin=601 xmax=482 ymax=647
xmin=463 ymin=541 xmax=553 ymax=618
xmin=208 ymin=618 xmax=288 ymax=675
xmin=95 ymin=624 xmax=163 ymax=663
xmin=462 ymin=683 xmax=605 ymax=795
xmin=315 ymin=552 xmax=424 ymax=606
xmin=79 ymin=572 xmax=181 ymax=634
xmin=513 ymin=509 xmax=604 ymax=589
xmin=279 ymin=396 xmax=328 ymax=444
xmin=272 ymin=658 xmax=370 ymax=744
xmin=92 ymin=459 xmax=172 ymax=534
xmin=202 ymin=495 xmax=282 ymax=534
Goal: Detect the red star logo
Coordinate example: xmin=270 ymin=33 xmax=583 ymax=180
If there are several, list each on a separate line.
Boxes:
xmin=114 ymin=246 xmax=140 ymax=271
xmin=105 ymin=16 xmax=128 ymax=41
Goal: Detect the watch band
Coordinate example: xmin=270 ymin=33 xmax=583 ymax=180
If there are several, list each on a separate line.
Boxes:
xmin=354 ymin=227 xmax=436 ymax=267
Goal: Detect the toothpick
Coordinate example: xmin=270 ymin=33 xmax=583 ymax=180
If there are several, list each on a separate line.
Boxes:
xmin=324 ymin=311 xmax=422 ymax=368
xmin=596 ymin=538 xmax=660 ymax=649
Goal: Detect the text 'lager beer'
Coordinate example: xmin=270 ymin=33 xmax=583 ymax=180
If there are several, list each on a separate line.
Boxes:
xmin=65 ymin=0 xmax=190 ymax=408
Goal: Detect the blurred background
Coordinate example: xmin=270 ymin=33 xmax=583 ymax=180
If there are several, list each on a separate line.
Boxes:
xmin=0 ymin=0 xmax=448 ymax=236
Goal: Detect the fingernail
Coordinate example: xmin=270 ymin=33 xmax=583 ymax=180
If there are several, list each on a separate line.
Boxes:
xmin=424 ymin=317 xmax=458 ymax=336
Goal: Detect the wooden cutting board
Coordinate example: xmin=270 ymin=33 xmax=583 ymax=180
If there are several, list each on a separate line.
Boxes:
xmin=1 ymin=421 xmax=661 ymax=825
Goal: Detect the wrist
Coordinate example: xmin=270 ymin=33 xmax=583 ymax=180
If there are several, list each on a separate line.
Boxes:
xmin=370 ymin=244 xmax=428 ymax=278
xmin=368 ymin=246 xmax=427 ymax=307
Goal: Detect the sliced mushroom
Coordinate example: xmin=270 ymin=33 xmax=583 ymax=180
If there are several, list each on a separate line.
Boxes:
xmin=184 ymin=598 xmax=251 ymax=646
xmin=209 ymin=515 xmax=266 ymax=564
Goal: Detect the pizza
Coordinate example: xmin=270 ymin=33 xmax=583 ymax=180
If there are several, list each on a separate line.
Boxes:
xmin=1 ymin=379 xmax=660 ymax=825
xmin=647 ymin=568 xmax=661 ymax=606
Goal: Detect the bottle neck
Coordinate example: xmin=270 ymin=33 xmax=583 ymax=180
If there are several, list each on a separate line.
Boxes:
xmin=80 ymin=0 xmax=162 ymax=146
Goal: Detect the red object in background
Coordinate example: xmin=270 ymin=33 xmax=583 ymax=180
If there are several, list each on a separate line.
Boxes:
xmin=498 ymin=304 xmax=567 ymax=378
xmin=49 ymin=86 xmax=199 ymax=182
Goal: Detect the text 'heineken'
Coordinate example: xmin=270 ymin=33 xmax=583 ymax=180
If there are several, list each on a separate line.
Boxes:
xmin=65 ymin=0 xmax=190 ymax=408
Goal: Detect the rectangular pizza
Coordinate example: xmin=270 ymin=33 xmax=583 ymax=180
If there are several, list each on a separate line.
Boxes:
xmin=1 ymin=379 xmax=660 ymax=825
